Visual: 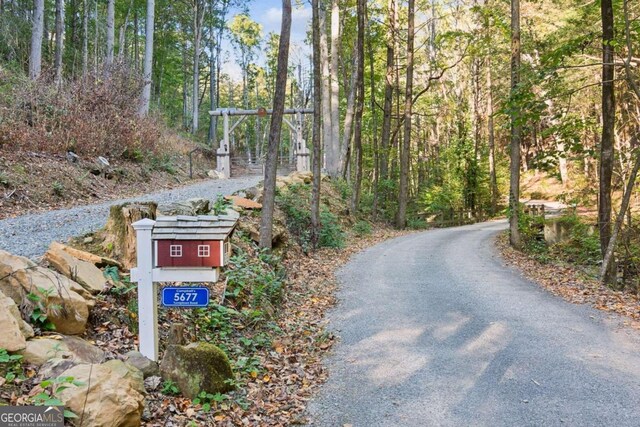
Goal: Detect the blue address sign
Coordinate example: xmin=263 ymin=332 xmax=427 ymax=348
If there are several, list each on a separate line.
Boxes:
xmin=161 ymin=287 xmax=210 ymax=308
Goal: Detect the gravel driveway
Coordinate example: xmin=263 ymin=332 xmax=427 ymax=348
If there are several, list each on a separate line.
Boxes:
xmin=0 ymin=176 xmax=261 ymax=260
xmin=306 ymin=220 xmax=640 ymax=426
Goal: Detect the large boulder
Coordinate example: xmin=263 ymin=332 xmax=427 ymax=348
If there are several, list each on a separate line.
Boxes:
xmin=52 ymin=244 xmax=122 ymax=269
xmin=44 ymin=242 xmax=107 ymax=294
xmin=0 ymin=251 xmax=93 ymax=335
xmin=157 ymin=198 xmax=210 ymax=216
xmin=57 ymin=360 xmax=145 ymax=427
xmin=160 ymin=342 xmax=234 ymax=399
xmin=0 ymin=290 xmax=33 ymax=352
xmin=20 ymin=336 xmax=105 ymax=366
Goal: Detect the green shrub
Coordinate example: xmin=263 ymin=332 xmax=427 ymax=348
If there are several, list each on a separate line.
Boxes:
xmin=225 ymin=249 xmax=285 ymax=309
xmin=550 ymin=214 xmax=600 ymax=265
xmin=276 ymin=184 xmax=312 ymax=247
xmin=319 ymin=210 xmax=345 ymax=248
xmin=407 ymin=217 xmax=428 ymax=230
xmin=332 ymin=178 xmax=352 ymax=201
xmin=517 ymin=211 xmax=547 ymax=257
xmin=353 ymin=220 xmax=372 ymax=236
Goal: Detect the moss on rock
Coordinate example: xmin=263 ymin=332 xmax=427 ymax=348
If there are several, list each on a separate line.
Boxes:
xmin=159 ymin=342 xmax=234 ymax=399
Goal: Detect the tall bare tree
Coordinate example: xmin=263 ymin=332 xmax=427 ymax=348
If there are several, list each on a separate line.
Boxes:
xmin=259 ymin=0 xmax=291 ymax=249
xmin=351 ymin=0 xmax=365 ymax=213
xmin=82 ymin=0 xmax=89 ymax=77
xmin=311 ymin=0 xmax=322 ymax=249
xmin=509 ymin=0 xmax=522 ymax=248
xmin=379 ymin=0 xmax=396 ymax=191
xmin=486 ymin=58 xmax=498 ymax=215
xmin=54 ymin=0 xmax=65 ymax=84
xmin=396 ymin=0 xmax=415 ymax=228
xmin=191 ymin=0 xmax=206 ymax=134
xmin=599 ymin=0 xmax=615 ymax=282
xmin=139 ymin=0 xmax=155 ymax=116
xmin=318 ymin=1 xmax=333 ymax=175
xmin=29 ymin=0 xmax=45 ymax=80
xmin=106 ymin=0 xmax=115 ymax=67
xmin=329 ymin=0 xmax=340 ymax=175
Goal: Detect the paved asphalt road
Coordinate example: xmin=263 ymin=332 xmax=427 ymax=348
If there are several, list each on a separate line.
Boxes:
xmin=306 ymin=220 xmax=640 ymax=427
xmin=0 ymin=176 xmax=261 ymax=260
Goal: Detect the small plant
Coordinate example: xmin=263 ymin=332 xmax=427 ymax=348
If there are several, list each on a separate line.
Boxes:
xmin=212 ymin=195 xmax=232 ymax=215
xmin=353 ymin=220 xmax=372 ymax=236
xmin=0 ymin=348 xmax=23 ymax=383
xmin=149 ymin=153 xmax=177 ymax=174
xmin=52 ymin=181 xmax=64 ymax=196
xmin=26 ymin=288 xmax=57 ymax=331
xmin=105 ymin=267 xmax=137 ymax=295
xmin=161 ymin=379 xmax=180 ymax=395
xmin=0 ymin=172 xmax=10 ymax=187
xmin=32 ymin=376 xmax=84 ymax=419
xmin=192 ymin=391 xmax=228 ymax=412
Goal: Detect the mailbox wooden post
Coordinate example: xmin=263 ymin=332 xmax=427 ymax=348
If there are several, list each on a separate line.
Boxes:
xmin=130 ymin=212 xmax=238 ymax=361
xmin=131 ymin=218 xmax=159 ymax=361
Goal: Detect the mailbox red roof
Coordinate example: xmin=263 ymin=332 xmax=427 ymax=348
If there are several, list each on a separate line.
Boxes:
xmin=151 ymin=213 xmax=239 ymax=241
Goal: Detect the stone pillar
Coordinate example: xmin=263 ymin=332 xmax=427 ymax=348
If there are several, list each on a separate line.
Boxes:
xmin=216 ymin=111 xmax=231 ymax=178
xmin=295 ymin=111 xmax=310 ymax=172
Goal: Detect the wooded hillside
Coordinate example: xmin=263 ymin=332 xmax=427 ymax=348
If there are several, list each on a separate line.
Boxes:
xmin=2 ymin=0 xmax=640 ymax=288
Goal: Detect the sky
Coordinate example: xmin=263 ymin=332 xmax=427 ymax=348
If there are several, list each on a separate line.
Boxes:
xmin=220 ymin=1 xmax=312 ymax=79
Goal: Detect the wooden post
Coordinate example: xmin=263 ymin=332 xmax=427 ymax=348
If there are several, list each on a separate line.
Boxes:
xmin=131 ymin=218 xmax=158 ymax=361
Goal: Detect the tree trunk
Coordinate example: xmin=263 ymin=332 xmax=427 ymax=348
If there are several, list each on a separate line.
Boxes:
xmin=259 ymin=0 xmax=291 ymax=250
xmin=396 ymin=0 xmax=414 ymax=229
xmin=103 ymin=202 xmax=157 ymax=270
xmin=192 ymin=2 xmax=205 ymax=134
xmin=54 ymin=0 xmax=65 ymax=84
xmin=600 ymin=133 xmax=640 ymax=287
xmin=318 ymin=1 xmax=333 ymax=175
xmin=106 ymin=0 xmax=115 ymax=68
xmin=311 ymin=0 xmax=322 ymax=249
xmin=509 ymin=0 xmax=522 ymax=248
xmin=486 ymin=58 xmax=498 ymax=215
xmin=82 ymin=0 xmax=88 ymax=78
xmin=340 ymin=47 xmax=358 ymax=177
xmin=139 ymin=0 xmax=155 ymax=116
xmin=368 ymin=4 xmax=380 ymax=218
xmin=118 ymin=0 xmax=134 ymax=59
xmin=379 ymin=0 xmax=396 ymax=191
xmin=29 ymin=0 xmax=45 ymax=80
xmin=599 ymin=0 xmax=615 ymax=282
xmin=93 ymin=0 xmax=98 ymax=74
xmin=329 ymin=0 xmax=340 ymax=175
xmin=351 ymin=0 xmax=365 ymax=213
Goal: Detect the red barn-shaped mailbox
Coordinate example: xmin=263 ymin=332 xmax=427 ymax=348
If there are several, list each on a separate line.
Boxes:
xmin=152 ymin=214 xmax=237 ymax=268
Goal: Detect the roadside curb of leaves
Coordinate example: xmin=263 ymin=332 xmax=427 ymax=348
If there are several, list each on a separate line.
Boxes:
xmin=496 ymin=233 xmax=640 ymax=329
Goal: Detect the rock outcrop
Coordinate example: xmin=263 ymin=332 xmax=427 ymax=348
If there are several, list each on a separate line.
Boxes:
xmin=44 ymin=242 xmax=107 ymax=294
xmin=20 ymin=335 xmax=105 ymax=366
xmin=0 ymin=289 xmax=34 ymax=352
xmin=57 ymin=360 xmax=145 ymax=427
xmin=160 ymin=342 xmax=234 ymax=399
xmin=0 ymin=251 xmax=93 ymax=335
xmin=157 ymin=198 xmax=210 ymax=216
